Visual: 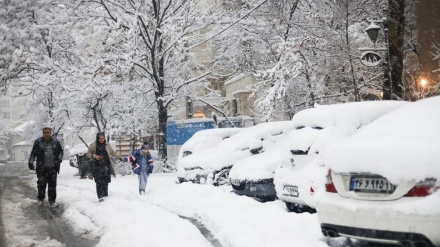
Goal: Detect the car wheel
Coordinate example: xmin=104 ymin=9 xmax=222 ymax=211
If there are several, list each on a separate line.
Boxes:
xmin=78 ymin=157 xmax=87 ymax=178
xmin=285 ymin=202 xmax=299 ymax=212
xmin=286 ymin=202 xmax=316 ymax=214
xmin=255 ymin=195 xmax=276 ymax=202
xmin=307 ymin=207 xmax=317 ymax=214
xmin=213 ymin=169 xmax=230 ymax=186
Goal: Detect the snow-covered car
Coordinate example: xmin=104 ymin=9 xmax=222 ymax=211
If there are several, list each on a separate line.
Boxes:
xmin=228 ymin=134 xmax=293 ymax=202
xmin=176 ymin=128 xmax=242 ymax=183
xmin=69 ymin=143 xmax=91 ymax=178
xmin=275 ymin=101 xmax=409 ymax=213
xmin=177 ymin=121 xmax=294 ymax=186
xmin=317 ymin=96 xmax=440 ymax=246
xmin=177 ymin=128 xmax=242 ymax=163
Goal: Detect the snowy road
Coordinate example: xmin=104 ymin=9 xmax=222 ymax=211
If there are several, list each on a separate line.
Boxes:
xmin=0 ymin=162 xmax=97 ymax=247
xmin=1 ymin=161 xmax=395 ymax=247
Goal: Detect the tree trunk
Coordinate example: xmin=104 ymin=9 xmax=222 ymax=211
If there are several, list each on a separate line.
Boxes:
xmin=157 ymin=101 xmax=168 ymax=160
xmin=388 ymin=0 xmax=405 ymax=99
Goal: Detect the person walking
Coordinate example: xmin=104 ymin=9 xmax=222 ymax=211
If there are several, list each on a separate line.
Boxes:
xmin=124 ymin=144 xmax=154 ymax=195
xmin=28 ymin=126 xmax=64 ymax=207
xmin=87 ymin=132 xmax=123 ymax=202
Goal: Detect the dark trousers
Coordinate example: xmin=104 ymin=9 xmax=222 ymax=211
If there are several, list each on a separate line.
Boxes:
xmin=95 ymin=180 xmax=108 ymax=199
xmin=37 ymin=167 xmax=58 ymax=203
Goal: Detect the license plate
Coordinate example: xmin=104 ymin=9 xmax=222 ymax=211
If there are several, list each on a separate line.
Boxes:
xmin=282 ymin=185 xmax=299 ymax=197
xmin=349 ymin=176 xmax=395 ymax=193
xmin=250 ymin=186 xmax=257 ymax=192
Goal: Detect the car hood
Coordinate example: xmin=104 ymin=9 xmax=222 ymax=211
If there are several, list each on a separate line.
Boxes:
xmin=229 ymin=149 xmax=281 ymax=181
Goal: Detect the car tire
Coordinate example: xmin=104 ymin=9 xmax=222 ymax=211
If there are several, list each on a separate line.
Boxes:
xmin=213 ymin=169 xmax=230 ymax=186
xmin=286 ymin=202 xmax=316 ymax=214
xmin=285 ymin=202 xmax=299 ymax=212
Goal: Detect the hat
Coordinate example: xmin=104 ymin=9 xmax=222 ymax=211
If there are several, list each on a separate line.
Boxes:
xmin=42 ymin=126 xmax=52 ymax=130
xmin=141 ymin=144 xmax=149 ymax=150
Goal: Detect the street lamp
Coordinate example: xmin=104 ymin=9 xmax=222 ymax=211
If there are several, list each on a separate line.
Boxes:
xmin=365 ymin=22 xmax=381 ymax=45
xmin=360 ymin=19 xmax=393 ymax=100
xmin=186 ymin=97 xmax=193 ymax=118
xmin=420 ymin=78 xmax=428 ymax=88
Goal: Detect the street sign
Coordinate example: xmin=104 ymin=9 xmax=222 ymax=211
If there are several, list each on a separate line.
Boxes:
xmin=360 ymin=51 xmax=382 ymax=67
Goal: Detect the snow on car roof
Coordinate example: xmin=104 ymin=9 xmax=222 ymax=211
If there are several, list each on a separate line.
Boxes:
xmin=178 ymin=128 xmax=242 ymax=160
xmin=215 ymin=121 xmax=293 ymax=151
xmin=178 ymin=121 xmax=294 ymax=170
xmin=69 ymin=143 xmax=88 ymax=156
xmin=285 ymin=100 xmax=409 ymax=154
xmin=292 ymin=100 xmax=409 ymax=130
xmin=322 ymin=96 xmax=440 ymax=184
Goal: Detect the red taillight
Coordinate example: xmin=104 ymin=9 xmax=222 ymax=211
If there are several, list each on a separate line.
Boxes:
xmin=325 ymin=170 xmax=337 ymax=193
xmin=404 ymin=179 xmax=439 ymax=197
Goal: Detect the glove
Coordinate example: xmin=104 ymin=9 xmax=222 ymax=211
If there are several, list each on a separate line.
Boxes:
xmin=28 ymin=162 xmax=35 ymax=171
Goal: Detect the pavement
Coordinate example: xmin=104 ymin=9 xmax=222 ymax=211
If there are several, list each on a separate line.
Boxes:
xmin=0 ymin=162 xmax=98 ymax=247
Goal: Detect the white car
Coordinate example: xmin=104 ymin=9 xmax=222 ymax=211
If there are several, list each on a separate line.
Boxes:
xmin=176 ymin=128 xmax=242 ymax=183
xmin=228 ymin=134 xmax=292 ymax=202
xmin=178 ymin=121 xmax=294 ymax=186
xmin=275 ymin=101 xmax=409 ymax=213
xmin=317 ymin=96 xmax=440 ymax=246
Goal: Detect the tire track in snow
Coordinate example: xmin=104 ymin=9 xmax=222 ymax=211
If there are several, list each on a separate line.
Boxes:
xmin=179 ymin=216 xmax=223 ymax=247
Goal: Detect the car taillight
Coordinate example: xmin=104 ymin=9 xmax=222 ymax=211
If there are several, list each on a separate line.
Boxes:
xmin=404 ymin=178 xmax=439 ymax=197
xmin=325 ymin=170 xmax=337 ymax=193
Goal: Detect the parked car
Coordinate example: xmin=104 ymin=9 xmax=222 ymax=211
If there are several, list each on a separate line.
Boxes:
xmin=69 ymin=143 xmax=91 ymax=178
xmin=177 ymin=128 xmax=243 ymax=162
xmin=176 ymin=128 xmax=243 ymax=183
xmin=177 ymin=121 xmax=294 ymax=186
xmin=228 ymin=130 xmax=293 ymax=202
xmin=274 ymin=101 xmax=409 ymax=213
xmin=317 ymin=96 xmax=440 ymax=246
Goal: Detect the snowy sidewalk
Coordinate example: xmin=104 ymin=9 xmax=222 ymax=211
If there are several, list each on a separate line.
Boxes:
xmin=49 ymin=161 xmax=331 ymax=247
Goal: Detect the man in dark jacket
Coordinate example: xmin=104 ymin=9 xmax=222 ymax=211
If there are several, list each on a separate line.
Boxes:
xmin=28 ymin=126 xmax=64 ymax=207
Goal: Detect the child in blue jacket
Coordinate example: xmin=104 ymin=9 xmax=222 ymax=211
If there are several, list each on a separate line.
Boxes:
xmin=124 ymin=144 xmax=154 ymax=195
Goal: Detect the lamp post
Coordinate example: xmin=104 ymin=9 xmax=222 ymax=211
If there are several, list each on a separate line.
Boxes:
xmin=361 ymin=18 xmax=393 ymax=100
xmin=186 ymin=97 xmax=193 ymax=118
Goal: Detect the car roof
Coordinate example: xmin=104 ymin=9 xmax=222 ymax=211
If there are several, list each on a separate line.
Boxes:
xmin=292 ymin=100 xmax=409 ymax=130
